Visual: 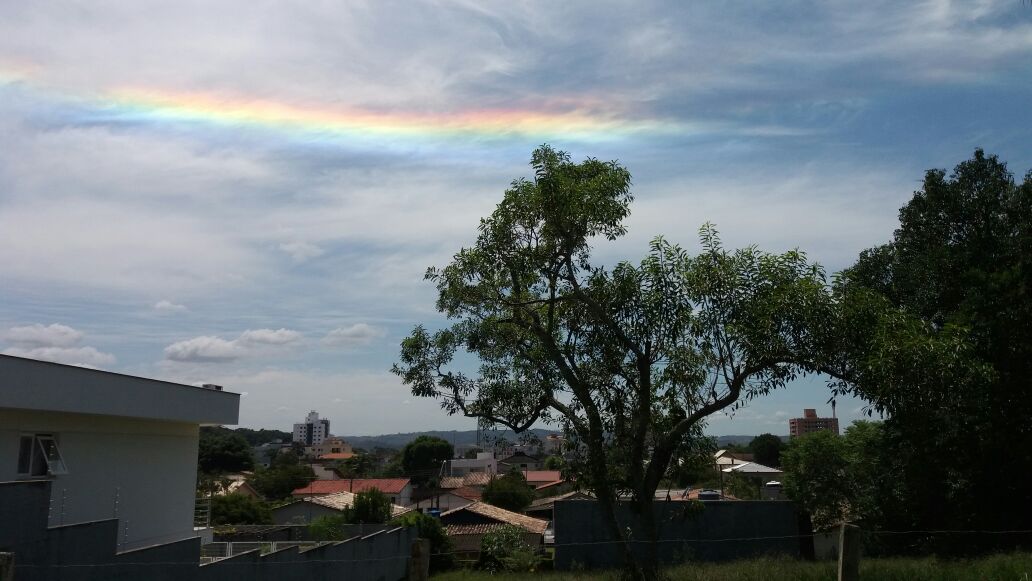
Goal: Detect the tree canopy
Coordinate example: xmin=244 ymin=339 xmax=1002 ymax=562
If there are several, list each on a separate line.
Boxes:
xmin=198 ymin=428 xmax=254 ymax=474
xmin=392 ymin=146 xmax=856 ymax=577
xmin=481 ymin=471 xmax=535 ymax=512
xmin=835 ymin=150 xmax=1032 ymax=545
xmin=747 ymin=433 xmax=784 ymax=468
xmin=401 ymin=435 xmax=454 ymax=484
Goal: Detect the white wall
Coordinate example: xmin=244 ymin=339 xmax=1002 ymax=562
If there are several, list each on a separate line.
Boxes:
xmin=0 ymin=409 xmax=200 ymax=551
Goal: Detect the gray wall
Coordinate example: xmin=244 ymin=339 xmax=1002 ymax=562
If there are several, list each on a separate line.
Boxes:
xmin=0 ymin=409 xmax=201 ymax=550
xmin=553 ymin=499 xmax=803 ymax=570
xmin=0 ymin=480 xmax=416 ymax=581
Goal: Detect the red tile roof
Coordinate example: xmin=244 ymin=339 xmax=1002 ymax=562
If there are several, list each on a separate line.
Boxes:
xmin=451 ymin=486 xmax=483 ymax=501
xmin=319 ymin=452 xmax=356 ymax=460
xmin=291 ymin=478 xmax=410 ymax=496
xmin=441 ymin=501 xmax=548 ymax=534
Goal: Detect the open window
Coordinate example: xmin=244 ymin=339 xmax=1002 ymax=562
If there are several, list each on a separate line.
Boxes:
xmin=16 ymin=434 xmax=68 ymax=477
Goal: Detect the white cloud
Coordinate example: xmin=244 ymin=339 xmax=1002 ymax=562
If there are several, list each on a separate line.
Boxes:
xmin=238 ymin=328 xmax=303 ymax=346
xmin=279 ymin=241 xmax=325 ymax=262
xmin=2 ymin=345 xmax=116 ymax=367
xmin=322 ymin=324 xmax=386 ymax=347
xmin=154 ymin=300 xmax=188 ymax=313
xmin=3 ymin=323 xmax=83 ymax=347
xmin=164 ymin=328 xmax=303 ymax=363
xmin=1 ymin=323 xmax=116 ymax=367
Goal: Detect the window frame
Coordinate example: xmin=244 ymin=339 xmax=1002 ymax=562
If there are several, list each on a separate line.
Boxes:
xmin=15 ymin=433 xmax=69 ymax=477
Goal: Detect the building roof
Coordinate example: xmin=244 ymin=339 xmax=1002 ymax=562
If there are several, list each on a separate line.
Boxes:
xmin=318 ymin=452 xmax=356 ymax=460
xmin=292 ymin=478 xmax=411 ymax=496
xmin=304 ymin=491 xmax=411 ymax=517
xmin=0 ymin=354 xmax=239 ymax=425
xmin=721 ymin=462 xmax=782 ymax=475
xmin=440 ymin=472 xmax=495 ymax=489
xmin=521 ymin=470 xmax=563 ymax=483
xmin=529 ymin=490 xmax=593 ymax=510
xmin=451 ymin=486 xmax=483 ymax=501
xmin=441 ymin=501 xmax=548 ymax=534
xmin=445 ymin=523 xmax=519 ymax=536
xmin=499 ymin=453 xmax=539 ymax=463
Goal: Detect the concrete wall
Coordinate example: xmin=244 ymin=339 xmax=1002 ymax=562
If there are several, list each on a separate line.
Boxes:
xmin=0 ymin=480 xmax=417 ymax=581
xmin=553 ymin=500 xmax=803 ymax=570
xmin=0 ymin=409 xmax=201 ymax=550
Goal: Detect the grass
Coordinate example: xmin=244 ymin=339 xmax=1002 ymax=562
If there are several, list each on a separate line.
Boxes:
xmin=432 ymin=553 xmax=1032 ymax=581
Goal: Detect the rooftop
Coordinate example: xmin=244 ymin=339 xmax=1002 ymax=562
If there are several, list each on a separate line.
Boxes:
xmin=0 ymin=354 xmax=239 ymax=425
xmin=441 ymin=501 xmax=548 ymax=534
xmin=292 ymin=478 xmax=411 ymax=496
xmin=304 ymin=491 xmax=411 ymax=517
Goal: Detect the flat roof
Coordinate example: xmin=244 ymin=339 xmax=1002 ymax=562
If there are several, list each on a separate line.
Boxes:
xmin=0 ymin=354 xmax=239 ymax=425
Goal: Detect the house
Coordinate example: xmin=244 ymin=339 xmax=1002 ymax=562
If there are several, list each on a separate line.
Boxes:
xmin=215 ymin=475 xmax=261 ymax=499
xmin=0 ymin=354 xmax=239 ymax=550
xmin=272 ymin=491 xmax=411 ymax=525
xmin=408 ymin=486 xmax=481 ymax=513
xmin=439 ymin=472 xmax=494 ymax=491
xmin=304 ymin=436 xmax=353 ymax=458
xmin=440 ymin=501 xmax=548 ymax=556
xmin=521 ymin=470 xmax=564 ymax=488
xmin=498 ymin=452 xmax=541 ymax=471
xmin=291 ymin=477 xmax=413 ymax=506
xmin=447 ymin=451 xmax=497 ymax=476
xmin=714 ymin=449 xmax=754 ymax=469
xmin=525 ymin=490 xmax=593 ymax=520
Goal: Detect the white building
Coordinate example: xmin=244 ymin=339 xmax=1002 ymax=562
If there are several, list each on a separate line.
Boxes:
xmin=448 ymin=452 xmax=497 ymax=476
xmin=293 ymin=410 xmax=330 ymax=446
xmin=0 ymin=354 xmax=239 ymax=550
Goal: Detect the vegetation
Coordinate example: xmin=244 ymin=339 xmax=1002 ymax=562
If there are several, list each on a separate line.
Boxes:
xmin=834 ymin=150 xmax=1032 ymax=549
xmin=308 ymin=489 xmax=394 ymax=540
xmin=393 ymin=146 xmax=898 ymax=579
xmin=402 ymin=435 xmax=455 ymax=485
xmin=481 ymin=471 xmax=535 ymax=512
xmin=247 ymin=450 xmax=315 ymax=500
xmin=747 ymin=433 xmax=783 ymax=468
xmin=477 ymin=524 xmax=540 ymax=573
xmin=391 ymin=511 xmax=455 ymax=572
xmin=335 ymin=454 xmax=376 ymax=478
xmin=209 ymin=493 xmax=272 ymax=525
xmin=431 ymin=553 xmax=1032 ymax=581
xmin=197 ymin=428 xmax=254 ymax=474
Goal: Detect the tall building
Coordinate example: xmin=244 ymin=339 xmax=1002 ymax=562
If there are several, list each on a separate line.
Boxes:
xmin=293 ymin=410 xmax=330 ymax=445
xmin=788 ymin=408 xmax=839 ymax=437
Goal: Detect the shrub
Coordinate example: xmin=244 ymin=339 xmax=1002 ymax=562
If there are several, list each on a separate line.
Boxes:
xmin=210 ymin=493 xmax=272 ymax=525
xmin=391 ymin=511 xmax=455 ymax=572
xmin=478 ymin=525 xmax=539 ymax=573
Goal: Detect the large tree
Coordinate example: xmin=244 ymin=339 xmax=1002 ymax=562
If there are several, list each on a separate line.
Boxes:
xmin=401 ymin=435 xmax=454 ymax=485
xmin=838 ymin=150 xmax=1032 ymax=544
xmin=393 ymin=146 xmax=851 ymax=579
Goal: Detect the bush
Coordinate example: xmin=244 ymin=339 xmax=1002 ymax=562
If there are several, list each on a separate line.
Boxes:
xmin=482 ymin=472 xmax=534 ymax=512
xmin=391 ymin=511 xmax=455 ymax=572
xmin=210 ymin=493 xmax=272 ymax=525
xmin=478 ymin=525 xmax=539 ymax=573
xmin=347 ymin=488 xmax=393 ymax=524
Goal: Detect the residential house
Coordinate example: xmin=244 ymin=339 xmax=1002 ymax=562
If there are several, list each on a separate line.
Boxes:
xmin=304 ymin=436 xmax=353 ymax=459
xmin=272 ymin=491 xmax=411 ymax=525
xmin=440 ymin=501 xmax=548 ymax=556
xmin=408 ymin=486 xmax=481 ymax=514
xmin=447 ymin=451 xmax=497 ymax=476
xmin=439 ymin=472 xmax=494 ymax=491
xmin=498 ymin=453 xmax=541 ymax=471
xmin=525 ymin=490 xmax=593 ymax=520
xmin=0 ymin=354 xmax=239 ymax=550
xmin=521 ymin=470 xmax=564 ymax=489
xmin=291 ymin=477 xmax=413 ymax=506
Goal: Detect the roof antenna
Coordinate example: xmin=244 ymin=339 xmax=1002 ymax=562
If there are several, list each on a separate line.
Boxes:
xmin=831 ymin=399 xmax=836 ymax=419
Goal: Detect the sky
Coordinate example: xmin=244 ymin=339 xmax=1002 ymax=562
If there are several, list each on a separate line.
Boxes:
xmin=1 ymin=1 xmax=1031 ymax=437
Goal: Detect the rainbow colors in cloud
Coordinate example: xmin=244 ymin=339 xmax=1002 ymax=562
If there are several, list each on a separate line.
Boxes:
xmin=2 ymin=69 xmax=678 ymax=149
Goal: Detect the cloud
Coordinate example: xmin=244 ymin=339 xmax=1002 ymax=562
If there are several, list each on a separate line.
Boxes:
xmin=154 ymin=300 xmax=188 ymax=313
xmin=1 ymin=323 xmax=116 ymax=367
xmin=322 ymin=324 xmax=386 ymax=347
xmin=164 ymin=328 xmax=303 ymax=363
xmin=279 ymin=241 xmax=325 ymax=262
xmin=3 ymin=323 xmax=83 ymax=347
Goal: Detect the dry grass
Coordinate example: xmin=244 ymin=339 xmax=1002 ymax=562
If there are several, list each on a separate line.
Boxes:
xmin=432 ymin=552 xmax=1032 ymax=581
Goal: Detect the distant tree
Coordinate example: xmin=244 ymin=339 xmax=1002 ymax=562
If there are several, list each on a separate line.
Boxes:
xmin=543 ymin=455 xmax=564 ymax=470
xmin=210 ymin=494 xmax=272 ymax=525
xmin=463 ymin=447 xmax=484 ymax=459
xmin=336 ymin=454 xmax=375 ymax=478
xmin=391 ymin=511 xmax=455 ymax=572
xmin=482 ymin=472 xmax=534 ymax=512
xmin=248 ymin=453 xmax=315 ymax=500
xmin=401 ymin=436 xmax=454 ymax=484
xmin=781 ymin=430 xmax=850 ymax=530
xmin=748 ymin=433 xmax=784 ymax=468
xmin=198 ymin=429 xmax=254 ymax=474
xmin=346 ymin=489 xmax=393 ymax=524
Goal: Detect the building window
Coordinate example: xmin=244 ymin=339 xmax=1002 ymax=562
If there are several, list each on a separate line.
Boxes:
xmin=17 ymin=434 xmax=69 ymax=477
